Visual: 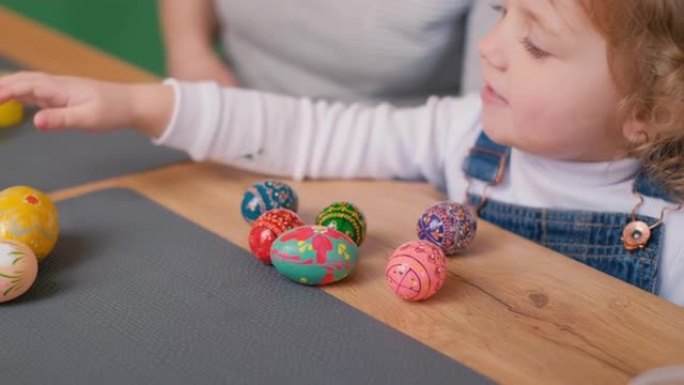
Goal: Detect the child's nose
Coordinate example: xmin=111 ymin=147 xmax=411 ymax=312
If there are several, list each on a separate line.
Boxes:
xmin=478 ymin=24 xmax=507 ymax=72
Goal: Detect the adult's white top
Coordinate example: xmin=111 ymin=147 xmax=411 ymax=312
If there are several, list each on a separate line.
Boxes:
xmin=213 ymin=0 xmax=494 ymax=104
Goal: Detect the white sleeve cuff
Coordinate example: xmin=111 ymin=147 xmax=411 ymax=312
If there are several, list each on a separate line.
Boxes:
xmin=152 ymin=79 xmax=181 ymax=146
xmin=152 ymin=78 xmax=222 ymax=161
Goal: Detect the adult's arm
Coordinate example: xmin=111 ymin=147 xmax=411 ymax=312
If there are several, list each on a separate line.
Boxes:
xmin=158 ymin=0 xmax=237 ymax=86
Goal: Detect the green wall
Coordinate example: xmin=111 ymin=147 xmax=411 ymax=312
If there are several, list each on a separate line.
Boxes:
xmin=1 ymin=0 xmax=165 ymax=75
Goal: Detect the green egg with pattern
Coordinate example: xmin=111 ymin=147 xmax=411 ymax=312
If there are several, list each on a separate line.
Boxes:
xmin=314 ymin=201 xmax=366 ymax=246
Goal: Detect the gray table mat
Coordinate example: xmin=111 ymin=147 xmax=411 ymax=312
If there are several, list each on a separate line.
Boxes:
xmin=0 ymin=57 xmax=188 ymax=191
xmin=1 ymin=188 xmax=494 ymax=385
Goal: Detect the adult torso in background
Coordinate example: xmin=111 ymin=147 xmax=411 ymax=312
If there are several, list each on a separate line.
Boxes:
xmin=214 ymin=0 xmax=473 ymax=105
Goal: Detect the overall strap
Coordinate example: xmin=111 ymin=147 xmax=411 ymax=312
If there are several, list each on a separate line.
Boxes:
xmin=463 ymin=132 xmax=677 ymax=203
xmin=462 ymin=132 xmax=510 ymax=185
xmin=634 ymin=171 xmax=677 ymax=203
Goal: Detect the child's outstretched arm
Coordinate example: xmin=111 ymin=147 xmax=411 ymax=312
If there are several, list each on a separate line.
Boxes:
xmin=158 ymin=80 xmax=482 ymax=184
xmin=0 ymin=72 xmax=174 ymax=137
xmin=0 ymin=72 xmax=483 ymax=186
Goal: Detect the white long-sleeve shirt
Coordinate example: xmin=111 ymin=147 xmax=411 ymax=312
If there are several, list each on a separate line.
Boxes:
xmin=156 ymin=80 xmax=684 ymax=305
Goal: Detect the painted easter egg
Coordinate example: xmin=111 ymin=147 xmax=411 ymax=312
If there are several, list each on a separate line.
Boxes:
xmin=270 ymin=225 xmax=358 ymax=285
xmin=240 ymin=180 xmax=299 ymax=224
xmin=0 ymin=240 xmax=38 ymax=303
xmin=0 ymin=72 xmax=24 ymax=129
xmin=0 ymin=186 xmax=60 ymax=261
xmin=248 ymin=209 xmax=304 ymax=264
xmin=0 ymin=100 xmax=23 ymax=128
xmin=314 ymin=201 xmax=367 ymax=246
xmin=417 ymin=201 xmax=477 ymax=255
xmin=385 ymin=240 xmax=447 ymax=301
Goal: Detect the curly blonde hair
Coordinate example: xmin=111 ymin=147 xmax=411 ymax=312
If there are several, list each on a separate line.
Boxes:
xmin=582 ymin=0 xmax=684 ymax=201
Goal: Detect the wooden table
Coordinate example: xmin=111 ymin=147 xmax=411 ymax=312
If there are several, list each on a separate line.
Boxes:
xmin=2 ymin=7 xmax=683 ymax=385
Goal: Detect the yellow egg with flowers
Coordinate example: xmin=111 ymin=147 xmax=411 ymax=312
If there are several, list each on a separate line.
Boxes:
xmin=0 ymin=186 xmax=59 ymax=261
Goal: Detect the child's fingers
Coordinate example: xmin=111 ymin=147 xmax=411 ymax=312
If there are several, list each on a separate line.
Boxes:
xmin=0 ymin=71 xmax=54 ymax=90
xmin=34 ymin=105 xmax=90 ymax=131
xmin=0 ymin=73 xmax=64 ymax=106
xmin=0 ymin=71 xmax=43 ymax=86
xmin=1 ymin=82 xmax=57 ymax=106
xmin=34 ymin=108 xmax=67 ymax=131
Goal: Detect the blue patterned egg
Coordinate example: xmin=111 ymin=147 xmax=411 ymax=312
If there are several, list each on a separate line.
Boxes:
xmin=417 ymin=201 xmax=477 ymax=255
xmin=240 ymin=180 xmax=299 ymax=224
xmin=270 ymin=225 xmax=358 ymax=285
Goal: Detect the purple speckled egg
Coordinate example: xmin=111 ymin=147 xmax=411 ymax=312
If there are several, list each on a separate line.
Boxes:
xmin=416 ymin=201 xmax=476 ymax=255
xmin=385 ymin=240 xmax=447 ymax=301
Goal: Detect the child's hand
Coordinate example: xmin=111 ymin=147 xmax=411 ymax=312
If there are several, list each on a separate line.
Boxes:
xmin=0 ymin=72 xmax=173 ymax=138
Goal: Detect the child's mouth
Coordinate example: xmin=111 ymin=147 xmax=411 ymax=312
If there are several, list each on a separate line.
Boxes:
xmin=481 ymin=84 xmax=509 ymax=106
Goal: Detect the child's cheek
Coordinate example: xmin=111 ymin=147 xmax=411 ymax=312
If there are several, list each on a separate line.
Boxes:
xmin=510 ymin=92 xmax=572 ymax=156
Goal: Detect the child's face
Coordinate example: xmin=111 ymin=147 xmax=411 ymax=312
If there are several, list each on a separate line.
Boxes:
xmin=479 ymin=0 xmax=629 ymax=161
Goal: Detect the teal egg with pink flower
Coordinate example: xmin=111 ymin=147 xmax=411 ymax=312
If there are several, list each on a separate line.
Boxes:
xmin=270 ymin=225 xmax=359 ymax=285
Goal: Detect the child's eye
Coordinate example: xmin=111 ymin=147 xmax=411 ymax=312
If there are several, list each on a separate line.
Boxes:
xmin=520 ymin=37 xmax=549 ymax=59
xmin=490 ymin=1 xmax=507 ymax=18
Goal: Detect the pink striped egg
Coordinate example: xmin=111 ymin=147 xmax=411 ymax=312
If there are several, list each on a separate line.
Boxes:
xmin=385 ymin=240 xmax=447 ymax=301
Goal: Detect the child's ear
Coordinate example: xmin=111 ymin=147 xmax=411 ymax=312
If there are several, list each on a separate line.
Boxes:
xmin=622 ymin=117 xmax=650 ymax=144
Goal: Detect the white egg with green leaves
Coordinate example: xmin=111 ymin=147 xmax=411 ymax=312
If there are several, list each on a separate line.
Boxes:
xmin=0 ymin=240 xmax=38 ymax=303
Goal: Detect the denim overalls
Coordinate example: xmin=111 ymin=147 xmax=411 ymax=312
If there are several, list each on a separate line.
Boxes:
xmin=463 ymin=132 xmax=675 ymax=294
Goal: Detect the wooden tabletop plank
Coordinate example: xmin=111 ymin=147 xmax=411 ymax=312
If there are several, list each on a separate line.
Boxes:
xmin=3 ymin=8 xmax=684 ymax=385
xmin=50 ymin=162 xmax=684 ymax=385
